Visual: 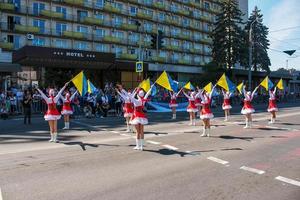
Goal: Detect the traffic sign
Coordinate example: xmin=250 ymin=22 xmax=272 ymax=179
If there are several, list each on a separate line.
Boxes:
xmin=136 ymin=61 xmax=143 ymax=73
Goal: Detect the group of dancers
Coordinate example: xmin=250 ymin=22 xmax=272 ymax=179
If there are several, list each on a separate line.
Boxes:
xmin=36 ymin=81 xmax=279 ymax=150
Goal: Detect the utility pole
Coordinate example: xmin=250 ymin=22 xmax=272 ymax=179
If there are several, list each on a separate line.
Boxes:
xmin=248 ymin=18 xmax=257 ymax=91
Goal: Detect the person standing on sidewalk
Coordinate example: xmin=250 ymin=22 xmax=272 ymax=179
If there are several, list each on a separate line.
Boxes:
xmin=22 ymin=90 xmax=32 ymax=124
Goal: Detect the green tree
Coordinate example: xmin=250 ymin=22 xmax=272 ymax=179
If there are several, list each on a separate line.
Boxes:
xmin=245 ymin=6 xmax=271 ymax=72
xmin=211 ymin=0 xmax=244 ymax=71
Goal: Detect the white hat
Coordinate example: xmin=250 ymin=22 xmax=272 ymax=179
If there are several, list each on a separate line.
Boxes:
xmin=247 ymin=91 xmax=251 ymax=96
xmin=138 ymin=90 xmax=145 ymax=97
xmin=49 ymin=89 xmax=55 ymax=96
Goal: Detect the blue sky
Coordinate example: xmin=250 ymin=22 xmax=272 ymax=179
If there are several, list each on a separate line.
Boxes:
xmin=248 ymin=0 xmax=300 ymax=70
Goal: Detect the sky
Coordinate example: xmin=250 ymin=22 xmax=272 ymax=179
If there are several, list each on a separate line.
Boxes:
xmin=248 ymin=0 xmax=300 ymax=71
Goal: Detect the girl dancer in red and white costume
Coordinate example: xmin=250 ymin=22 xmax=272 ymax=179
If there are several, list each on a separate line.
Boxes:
xmin=116 ymin=88 xmax=135 ymax=132
xmin=198 ymin=85 xmax=216 ymax=137
xmin=169 ymin=88 xmax=182 ymax=120
xmin=36 ymin=82 xmax=68 ymax=142
xmin=268 ymin=87 xmax=278 ymax=124
xmin=222 ymin=89 xmax=232 ymax=121
xmin=183 ymin=90 xmax=199 ymax=126
xmin=61 ymin=91 xmax=78 ymax=129
xmin=126 ymin=85 xmax=154 ymax=150
xmin=241 ymin=85 xmax=259 ymax=129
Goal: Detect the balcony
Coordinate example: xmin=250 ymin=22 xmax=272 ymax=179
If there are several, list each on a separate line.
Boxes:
xmin=15 ymin=25 xmax=40 ymax=33
xmin=164 ymin=45 xmax=180 ymax=51
xmin=201 ymin=38 xmax=212 ymax=44
xmin=151 ymin=56 xmax=166 ymax=63
xmin=136 ymin=12 xmax=153 ymax=20
xmin=200 ymin=15 xmax=211 ymax=22
xmin=178 ymin=59 xmax=191 ymax=65
xmin=82 ymin=17 xmax=104 ymax=25
xmin=176 ymin=9 xmax=190 ymax=16
xmin=121 ymin=23 xmax=138 ymax=31
xmin=153 ymin=2 xmax=164 ymax=10
xmin=165 ymin=18 xmax=179 ymax=26
xmin=178 ymin=34 xmax=191 ymax=40
xmin=189 ymin=2 xmax=203 ymax=9
xmin=63 ymin=31 xmax=84 ymax=39
xmin=63 ymin=0 xmax=84 ymax=6
xmin=120 ymin=53 xmax=137 ymax=60
xmin=104 ymin=3 xmax=122 ymax=14
xmin=0 ymin=42 xmax=14 ymax=50
xmin=103 ymin=36 xmax=121 ymax=43
xmin=143 ymin=42 xmax=151 ymax=48
xmin=0 ymin=2 xmax=14 ymax=11
xmin=40 ymin=10 xmax=64 ymax=19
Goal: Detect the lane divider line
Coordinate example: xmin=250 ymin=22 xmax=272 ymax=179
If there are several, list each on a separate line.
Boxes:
xmin=146 ymin=140 xmax=161 ymax=145
xmin=110 ymin=131 xmax=119 ymax=134
xmin=162 ymin=144 xmax=179 ymax=151
xmin=275 ymin=176 xmax=300 ymax=187
xmin=207 ymin=156 xmax=229 ymax=165
xmin=240 ymin=166 xmax=265 ymax=175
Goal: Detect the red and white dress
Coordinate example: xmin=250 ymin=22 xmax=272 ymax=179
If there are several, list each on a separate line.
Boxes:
xmin=129 ymin=90 xmax=152 ymax=125
xmin=169 ymin=92 xmax=178 ymax=108
xmin=183 ymin=92 xmax=198 ymax=113
xmin=222 ymin=91 xmax=232 ymax=110
xmin=241 ymin=88 xmax=257 ymax=115
xmin=195 ymin=97 xmax=202 ymax=107
xmin=61 ymin=92 xmax=77 ymax=115
xmin=199 ymin=92 xmax=214 ymax=119
xmin=37 ymin=87 xmax=66 ymax=121
xmin=118 ymin=90 xmax=134 ymax=118
xmin=268 ymin=88 xmax=278 ymax=112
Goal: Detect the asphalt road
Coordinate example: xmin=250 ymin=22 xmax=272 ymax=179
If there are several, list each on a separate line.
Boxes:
xmin=0 ymin=103 xmax=299 ymax=200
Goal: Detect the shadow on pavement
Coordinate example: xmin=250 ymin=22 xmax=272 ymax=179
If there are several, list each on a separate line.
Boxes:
xmin=63 ymin=141 xmax=99 ymax=151
xmin=143 ymin=148 xmax=190 ymax=157
xmin=144 ymin=131 xmax=168 ymax=136
xmin=217 ymin=135 xmax=263 ymax=141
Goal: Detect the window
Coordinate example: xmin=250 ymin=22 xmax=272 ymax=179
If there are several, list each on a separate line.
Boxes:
xmin=194 ymin=43 xmax=202 ymax=50
xmin=115 ymin=2 xmax=123 ymax=10
xmin=183 ymin=41 xmax=191 ymax=49
xmin=56 ymin=23 xmax=67 ymax=35
xmin=14 ymin=35 xmax=20 ymax=49
xmin=114 ymin=46 xmax=123 ymax=55
xmin=171 ymin=27 xmax=180 ymax=36
xmin=183 ymin=54 xmax=191 ymax=61
xmin=55 ymin=39 xmax=67 ymax=48
xmin=172 ymin=53 xmax=179 ymax=62
xmin=159 ymin=51 xmax=167 ymax=58
xmin=56 ymin=6 xmax=67 ymax=19
xmin=95 ymin=0 xmax=104 ymax=8
xmin=113 ymin=31 xmax=124 ymax=39
xmin=33 ymin=19 xmax=45 ymax=33
xmin=170 ymin=3 xmax=178 ymax=12
xmin=113 ymin=16 xmax=123 ymax=26
xmin=204 ymin=2 xmax=210 ymax=9
xmin=194 ymin=32 xmax=201 ymax=41
xmin=144 ymin=23 xmax=152 ymax=31
xmin=33 ymin=2 xmax=45 ymax=15
xmin=158 ymin=12 xmax=165 ymax=21
xmin=171 ymin=39 xmax=179 ymax=47
xmin=77 ymin=25 xmax=88 ymax=33
xmin=194 ymin=56 xmax=202 ymax=63
xmin=182 ymin=18 xmax=190 ymax=27
xmin=129 ymin=33 xmax=139 ymax=42
xmin=77 ymin=10 xmax=88 ymax=21
xmin=95 ymin=43 xmax=108 ymax=52
xmin=32 ymin=37 xmax=45 ymax=46
xmin=13 ymin=0 xmax=21 ymax=12
xmin=95 ymin=12 xmax=104 ymax=20
xmin=95 ymin=29 xmax=105 ymax=38
xmin=203 ymin=23 xmax=209 ymax=31
xmin=75 ymin=41 xmax=89 ymax=50
xmin=129 ymin=6 xmax=137 ymax=15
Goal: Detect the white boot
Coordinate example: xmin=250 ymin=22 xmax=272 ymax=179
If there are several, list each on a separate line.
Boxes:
xmin=133 ymin=139 xmax=139 ymax=150
xmin=172 ymin=114 xmax=176 ymax=119
xmin=249 ymin=121 xmax=253 ymax=128
xmin=201 ymin=128 xmax=207 ymax=137
xmin=66 ymin=122 xmax=70 ymax=129
xmin=126 ymin=125 xmax=130 ymax=132
xmin=189 ymin=119 xmax=193 ymax=126
xmin=207 ymin=129 xmax=210 ymax=137
xmin=49 ymin=133 xmax=54 ymax=142
xmin=53 ymin=132 xmax=59 ymax=143
xmin=272 ymin=118 xmax=276 ymax=124
xmin=192 ymin=119 xmax=196 ymax=126
xmin=63 ymin=122 xmax=67 ymax=130
xmin=140 ymin=139 xmax=144 ymax=151
xmin=224 ymin=116 xmax=228 ymax=121
xmin=244 ymin=119 xmax=249 ymax=129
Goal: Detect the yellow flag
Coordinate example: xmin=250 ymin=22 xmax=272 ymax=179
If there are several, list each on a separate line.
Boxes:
xmin=155 ymin=71 xmax=173 ymax=91
xmin=71 ymin=71 xmax=87 ymax=96
xmin=260 ymin=76 xmax=269 ymax=90
xmin=204 ymin=82 xmax=213 ymax=93
xmin=216 ymin=73 xmax=229 ymax=91
xmin=183 ymin=82 xmax=194 ymax=90
xmin=276 ymin=78 xmax=284 ymax=90
xmin=139 ymin=78 xmax=151 ymax=92
xmin=237 ymin=82 xmax=244 ymax=94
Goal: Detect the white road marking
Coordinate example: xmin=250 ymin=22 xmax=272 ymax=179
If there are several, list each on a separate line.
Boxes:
xmin=240 ymin=166 xmax=265 ymax=175
xmin=146 ymin=140 xmax=161 ymax=145
xmin=72 ymin=121 xmax=100 ymax=130
xmin=207 ymin=156 xmax=229 ymax=165
xmin=120 ymin=133 xmax=132 ymax=137
xmin=275 ymin=176 xmax=300 ymax=187
xmin=110 ymin=131 xmax=119 ymax=134
xmin=162 ymin=144 xmax=178 ymax=151
xmin=0 ymin=187 xmax=3 ymax=200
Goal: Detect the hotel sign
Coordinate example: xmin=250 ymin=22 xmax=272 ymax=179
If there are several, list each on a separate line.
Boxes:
xmin=52 ymin=51 xmax=96 ymax=59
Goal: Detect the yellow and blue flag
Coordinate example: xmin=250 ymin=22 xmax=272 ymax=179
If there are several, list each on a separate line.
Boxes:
xmin=203 ymin=82 xmax=213 ymax=93
xmin=183 ymin=81 xmax=195 ymax=90
xmin=260 ymin=76 xmax=274 ymax=91
xmin=87 ymin=79 xmax=97 ymax=94
xmin=237 ymin=82 xmax=244 ymax=94
xmin=139 ymin=78 xmax=151 ymax=92
xmin=71 ymin=71 xmax=88 ymax=96
xmin=217 ymin=73 xmax=236 ymax=92
xmin=155 ymin=71 xmax=173 ymax=91
xmin=167 ymin=74 xmax=179 ymax=92
xmin=276 ymin=78 xmax=284 ymax=90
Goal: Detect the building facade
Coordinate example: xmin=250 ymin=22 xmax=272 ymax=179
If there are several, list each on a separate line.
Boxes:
xmin=0 ymin=0 xmax=248 ymax=88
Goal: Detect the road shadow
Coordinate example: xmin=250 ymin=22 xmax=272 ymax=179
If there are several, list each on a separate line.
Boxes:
xmin=63 ymin=141 xmax=99 ymax=151
xmin=216 ymin=135 xmax=263 ymax=142
xmin=143 ymin=148 xmax=190 ymax=157
xmin=257 ymin=127 xmax=286 ymax=131
xmin=277 ymin=122 xmax=300 ymax=126
xmin=187 ymin=147 xmax=243 ymax=154
xmin=144 ymin=132 xmax=168 ymax=136
xmin=270 ymin=136 xmax=288 ymax=138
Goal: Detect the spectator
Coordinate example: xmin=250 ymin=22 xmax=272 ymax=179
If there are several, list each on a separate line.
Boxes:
xmin=32 ymin=90 xmax=41 ymax=113
xmin=0 ymin=103 xmax=8 ymax=120
xmin=83 ymin=103 xmax=92 ymax=118
xmin=115 ymin=93 xmax=122 ymax=116
xmin=9 ymin=94 xmax=17 ymax=115
xmin=22 ymin=90 xmax=32 ymax=124
xmin=101 ymin=93 xmax=110 ymax=117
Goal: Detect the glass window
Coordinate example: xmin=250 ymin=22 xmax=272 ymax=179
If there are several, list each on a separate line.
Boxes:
xmin=114 ymin=31 xmax=124 ymax=39
xmin=115 ymin=2 xmax=123 ymax=10
xmin=159 ymin=51 xmax=167 ymax=58
xmin=172 ymin=53 xmax=179 ymax=61
xmin=55 ymin=39 xmax=67 ymax=48
xmin=56 ymin=6 xmax=67 ymax=19
xmin=95 ymin=43 xmax=108 ymax=52
xmin=130 ymin=6 xmax=137 ymax=15
xmin=114 ymin=16 xmax=123 ymax=26
xmin=95 ymin=0 xmax=104 ymax=8
xmin=32 ymin=37 xmax=45 ymax=46
xmin=77 ymin=10 xmax=88 ymax=21
xmin=171 ymin=40 xmax=179 ymax=46
xmin=77 ymin=25 xmax=88 ymax=33
xmin=204 ymin=2 xmax=210 ymax=9
xmin=14 ymin=35 xmax=20 ymax=49
xmin=75 ymin=41 xmax=89 ymax=50
xmin=33 ymin=2 xmax=45 ymax=15
xmin=129 ymin=33 xmax=139 ymax=42
xmin=33 ymin=19 xmax=45 ymax=33
xmin=56 ymin=23 xmax=67 ymax=35
xmin=158 ymin=12 xmax=165 ymax=21
xmin=95 ymin=12 xmax=104 ymax=20
xmin=115 ymin=46 xmax=123 ymax=55
xmin=95 ymin=29 xmax=105 ymax=37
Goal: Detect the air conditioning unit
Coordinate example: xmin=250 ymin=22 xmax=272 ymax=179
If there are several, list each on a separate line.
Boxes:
xmin=27 ymin=34 xmax=34 ymax=40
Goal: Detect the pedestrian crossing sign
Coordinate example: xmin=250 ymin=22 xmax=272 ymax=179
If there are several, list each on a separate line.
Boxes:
xmin=136 ymin=61 xmax=143 ymax=73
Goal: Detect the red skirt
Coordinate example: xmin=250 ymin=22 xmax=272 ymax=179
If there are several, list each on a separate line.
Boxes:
xmin=268 ymin=99 xmax=278 ymax=112
xmin=130 ymin=107 xmax=148 ymax=125
xmin=123 ymin=103 xmax=134 ymax=117
xmin=222 ymin=98 xmax=232 ymax=110
xmin=195 ymin=98 xmax=202 ymax=106
xmin=61 ymin=103 xmax=73 ymax=115
xmin=187 ymin=100 xmax=197 ymax=112
xmin=169 ymin=99 xmax=178 ymax=108
xmin=241 ymin=100 xmax=255 ymax=114
xmin=201 ymin=104 xmax=214 ymax=119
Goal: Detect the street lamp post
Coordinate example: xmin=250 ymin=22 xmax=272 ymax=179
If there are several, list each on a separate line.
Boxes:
xmin=248 ymin=20 xmax=256 ymax=91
